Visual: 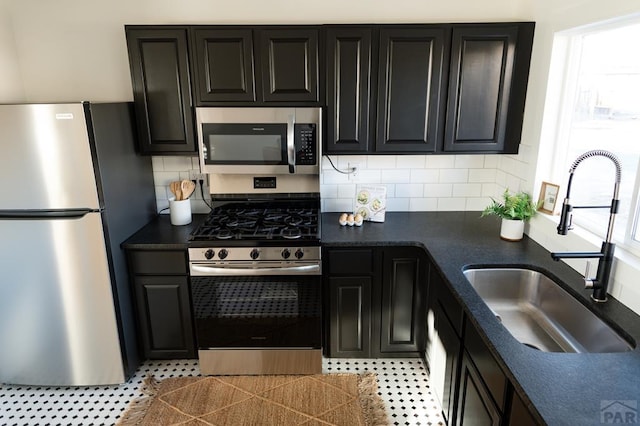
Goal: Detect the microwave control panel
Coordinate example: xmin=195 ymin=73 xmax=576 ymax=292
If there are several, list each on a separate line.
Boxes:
xmin=294 ymin=124 xmax=317 ymax=165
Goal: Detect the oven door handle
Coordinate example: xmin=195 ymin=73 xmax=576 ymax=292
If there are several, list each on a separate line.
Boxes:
xmin=287 ymin=113 xmax=296 ymax=174
xmin=190 ymin=263 xmax=320 ymax=276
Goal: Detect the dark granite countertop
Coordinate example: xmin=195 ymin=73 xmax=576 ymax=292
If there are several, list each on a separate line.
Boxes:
xmin=121 ymin=214 xmax=208 ymax=249
xmin=122 ymin=211 xmax=640 ymax=425
xmin=322 ymin=211 xmax=640 ymax=426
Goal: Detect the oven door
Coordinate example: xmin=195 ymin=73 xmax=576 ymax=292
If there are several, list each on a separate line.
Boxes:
xmin=190 ymin=274 xmax=321 ymax=349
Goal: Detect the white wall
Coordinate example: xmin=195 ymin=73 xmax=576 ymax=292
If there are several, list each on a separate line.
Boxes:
xmin=4 ymin=0 xmax=531 ymax=103
xmin=0 ymin=0 xmax=24 ymax=102
xmin=505 ymin=0 xmax=640 ymax=313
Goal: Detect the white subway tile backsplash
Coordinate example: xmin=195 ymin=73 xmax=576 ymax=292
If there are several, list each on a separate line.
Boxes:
xmin=454 ymin=155 xmax=485 ymax=169
xmin=410 ymin=169 xmax=439 ymax=183
xmin=409 ymin=197 xmax=438 ymax=211
xmin=151 ymin=156 xmax=165 ymax=171
xmin=396 ymin=183 xmax=424 ymax=198
xmin=438 ymin=197 xmax=466 ymax=211
xmin=426 ymin=156 xmax=455 ymax=169
xmin=469 ymin=169 xmax=496 ymax=183
xmin=452 ymin=183 xmax=482 ymax=197
xmin=154 ymin=171 xmax=181 ymax=187
xmin=381 ymin=169 xmax=410 ymax=183
xmin=397 ymin=155 xmax=426 ymax=169
xmin=424 ymin=183 xmax=453 ymax=197
xmin=357 ymin=169 xmax=382 ymax=183
xmin=484 ymin=155 xmax=499 ymax=168
xmin=337 ymin=184 xmax=357 ymax=198
xmin=466 ymin=197 xmax=490 ymax=211
xmin=386 ymin=198 xmax=410 ymax=211
xmin=367 ymin=155 xmax=397 ymax=169
xmin=163 ymin=156 xmax=194 ymax=171
xmin=439 ymin=169 xmax=469 ymax=183
xmin=321 ymin=184 xmax=338 ymax=199
xmin=322 ymin=169 xmax=350 ymax=184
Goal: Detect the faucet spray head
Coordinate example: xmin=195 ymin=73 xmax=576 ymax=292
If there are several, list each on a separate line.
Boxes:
xmin=557 ymin=199 xmax=573 ymax=235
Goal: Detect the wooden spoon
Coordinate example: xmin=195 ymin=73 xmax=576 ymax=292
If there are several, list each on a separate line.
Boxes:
xmin=181 ymin=179 xmax=196 ymax=200
xmin=170 ymin=181 xmax=182 ymax=200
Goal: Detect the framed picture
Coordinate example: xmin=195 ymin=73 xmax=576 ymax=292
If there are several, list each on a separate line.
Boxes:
xmin=538 ymin=181 xmax=560 ymax=214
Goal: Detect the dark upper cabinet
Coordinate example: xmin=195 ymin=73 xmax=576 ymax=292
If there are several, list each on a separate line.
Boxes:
xmin=325 ymin=22 xmax=534 ymax=155
xmin=190 ymin=26 xmax=322 ymax=106
xmin=191 ymin=28 xmax=256 ymax=102
xmin=258 ymin=28 xmax=321 ymax=103
xmin=376 ymin=27 xmax=448 ymax=153
xmin=125 ymin=27 xmax=196 ymax=154
xmin=443 ymin=24 xmax=534 ymax=153
xmin=325 ymin=27 xmax=373 ymax=152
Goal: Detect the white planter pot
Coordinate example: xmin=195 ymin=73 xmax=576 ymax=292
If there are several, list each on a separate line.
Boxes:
xmin=500 ymin=218 xmax=525 ymax=241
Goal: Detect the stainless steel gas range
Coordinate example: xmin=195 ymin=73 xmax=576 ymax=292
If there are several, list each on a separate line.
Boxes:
xmin=188 ymin=106 xmax=323 ymax=375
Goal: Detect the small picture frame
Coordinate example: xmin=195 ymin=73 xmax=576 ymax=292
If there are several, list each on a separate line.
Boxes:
xmin=538 ymin=181 xmax=560 ymax=214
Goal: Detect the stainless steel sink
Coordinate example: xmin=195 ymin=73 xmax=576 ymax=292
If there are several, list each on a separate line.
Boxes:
xmin=463 ymin=268 xmax=634 ymax=353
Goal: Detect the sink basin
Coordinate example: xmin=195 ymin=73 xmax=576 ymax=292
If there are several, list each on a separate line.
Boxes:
xmin=463 ymin=267 xmax=633 ymax=353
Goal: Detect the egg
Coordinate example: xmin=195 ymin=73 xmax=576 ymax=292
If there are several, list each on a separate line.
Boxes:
xmin=347 ymin=214 xmax=355 ymax=226
xmin=354 ymin=213 xmax=363 ymax=226
xmin=338 ymin=213 xmax=348 ymax=226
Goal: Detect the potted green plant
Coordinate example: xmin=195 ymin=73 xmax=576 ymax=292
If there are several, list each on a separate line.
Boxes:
xmin=481 ymin=189 xmax=540 ymax=241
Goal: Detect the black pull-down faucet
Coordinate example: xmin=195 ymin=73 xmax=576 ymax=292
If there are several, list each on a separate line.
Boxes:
xmin=550 ymin=150 xmax=622 ymax=302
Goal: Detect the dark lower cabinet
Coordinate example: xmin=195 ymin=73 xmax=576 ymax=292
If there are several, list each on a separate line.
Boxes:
xmin=328 ymin=276 xmax=373 ymax=357
xmin=456 ymin=352 xmax=501 ymax=426
xmin=134 ymin=275 xmax=196 ymax=359
xmin=380 ymin=247 xmax=427 ymax=352
xmin=426 ymin=268 xmax=542 ymax=425
xmin=126 ymin=249 xmax=196 ymax=359
xmin=125 ymin=26 xmax=196 ymax=154
xmin=325 ymin=246 xmax=426 ymax=358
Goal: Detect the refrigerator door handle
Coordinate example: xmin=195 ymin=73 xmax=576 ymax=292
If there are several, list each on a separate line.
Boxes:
xmin=0 ymin=208 xmax=100 ymax=219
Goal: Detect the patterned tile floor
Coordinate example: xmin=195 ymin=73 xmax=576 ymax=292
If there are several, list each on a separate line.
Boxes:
xmin=0 ymin=358 xmax=444 ymax=426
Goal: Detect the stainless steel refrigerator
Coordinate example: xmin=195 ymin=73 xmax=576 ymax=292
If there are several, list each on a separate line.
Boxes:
xmin=0 ymin=102 xmax=156 ymax=386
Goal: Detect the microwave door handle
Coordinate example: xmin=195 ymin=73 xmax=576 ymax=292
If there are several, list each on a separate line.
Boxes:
xmin=287 ymin=113 xmax=295 ymax=173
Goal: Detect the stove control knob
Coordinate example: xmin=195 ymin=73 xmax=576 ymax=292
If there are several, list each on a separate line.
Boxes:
xmin=281 ymin=248 xmax=291 ymax=259
xmin=204 ymin=249 xmax=215 ymax=260
xmin=250 ymin=249 xmax=260 ymax=260
xmin=218 ymin=249 xmax=228 ymax=260
xmin=295 ymin=249 xmax=304 ymax=259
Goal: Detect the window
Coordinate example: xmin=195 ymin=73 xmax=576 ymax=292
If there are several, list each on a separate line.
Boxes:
xmin=551 ymin=18 xmax=640 ymax=254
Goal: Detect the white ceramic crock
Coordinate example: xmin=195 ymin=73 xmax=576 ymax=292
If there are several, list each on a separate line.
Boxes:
xmin=500 ymin=218 xmax=525 ymax=241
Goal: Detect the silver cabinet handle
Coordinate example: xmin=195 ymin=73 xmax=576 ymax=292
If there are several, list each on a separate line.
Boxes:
xmin=287 ymin=113 xmax=295 ymax=173
xmin=190 ymin=263 xmax=320 ymax=276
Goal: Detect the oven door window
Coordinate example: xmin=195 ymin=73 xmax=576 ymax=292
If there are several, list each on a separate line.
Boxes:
xmin=202 ymin=123 xmax=287 ymax=165
xmin=191 ymin=276 xmax=321 ymax=348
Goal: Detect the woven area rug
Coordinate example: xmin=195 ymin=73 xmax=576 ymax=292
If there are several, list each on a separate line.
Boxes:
xmin=117 ymin=373 xmax=389 ymax=425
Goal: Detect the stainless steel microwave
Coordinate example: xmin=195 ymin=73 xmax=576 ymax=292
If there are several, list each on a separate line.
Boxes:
xmin=196 ymin=107 xmax=322 ymax=175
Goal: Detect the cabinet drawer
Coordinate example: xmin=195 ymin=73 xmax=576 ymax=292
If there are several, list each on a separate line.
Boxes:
xmin=128 ymin=250 xmax=187 ymax=275
xmin=464 ymin=318 xmax=508 ymax=412
xmin=328 ymin=249 xmax=373 ymax=275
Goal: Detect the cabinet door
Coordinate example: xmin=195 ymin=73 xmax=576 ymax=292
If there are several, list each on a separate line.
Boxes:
xmin=376 ymin=27 xmax=448 ymax=153
xmin=443 ymin=25 xmax=533 ymax=153
xmin=456 ymin=353 xmax=501 ymax=426
xmin=325 ymin=27 xmax=373 ymax=153
xmin=430 ymin=302 xmax=462 ymax=425
xmin=125 ymin=27 xmax=196 ymax=154
xmin=508 ymin=391 xmax=540 ymax=426
xmin=380 ymin=247 xmax=427 ymax=353
xmin=258 ymin=28 xmax=320 ymax=103
xmin=134 ymin=275 xmax=196 ymax=359
xmin=328 ymin=276 xmax=372 ymax=357
xmin=191 ymin=28 xmax=256 ymax=103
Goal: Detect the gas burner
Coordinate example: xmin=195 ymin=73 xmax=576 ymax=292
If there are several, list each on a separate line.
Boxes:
xmin=281 ymin=227 xmax=302 ymax=239
xmin=216 ymin=229 xmax=233 ymax=240
xmin=189 ymin=198 xmax=320 ymax=243
xmin=285 ymin=215 xmax=304 ymax=226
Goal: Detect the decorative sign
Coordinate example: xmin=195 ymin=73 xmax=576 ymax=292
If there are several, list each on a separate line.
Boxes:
xmin=355 ymin=185 xmax=387 ymax=222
